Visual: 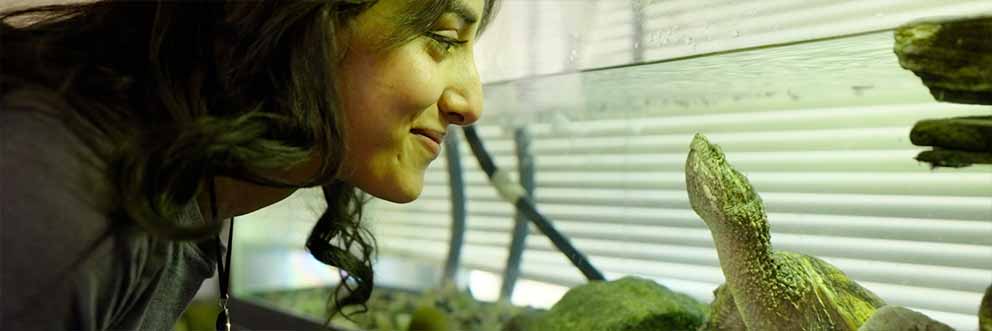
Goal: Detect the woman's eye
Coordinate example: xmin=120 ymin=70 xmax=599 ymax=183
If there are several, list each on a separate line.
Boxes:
xmin=427 ymin=31 xmax=467 ymax=54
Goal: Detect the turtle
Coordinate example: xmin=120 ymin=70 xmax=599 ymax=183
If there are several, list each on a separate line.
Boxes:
xmin=685 ymin=133 xmax=886 ymax=331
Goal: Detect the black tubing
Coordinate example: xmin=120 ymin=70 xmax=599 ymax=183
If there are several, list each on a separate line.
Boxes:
xmin=442 ymin=130 xmax=467 ymax=284
xmin=501 ymin=127 xmax=535 ymax=298
xmin=462 ymin=126 xmax=606 ymax=282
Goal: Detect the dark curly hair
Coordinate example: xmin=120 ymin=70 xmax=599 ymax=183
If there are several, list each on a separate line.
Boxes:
xmin=0 ymin=0 xmax=499 ymax=322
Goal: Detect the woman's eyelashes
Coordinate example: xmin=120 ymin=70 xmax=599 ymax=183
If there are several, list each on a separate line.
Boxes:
xmin=426 ymin=31 xmax=468 ymax=54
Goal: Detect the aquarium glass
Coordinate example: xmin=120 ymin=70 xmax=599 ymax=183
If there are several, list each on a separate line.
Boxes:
xmin=232 ymin=1 xmax=992 ymax=330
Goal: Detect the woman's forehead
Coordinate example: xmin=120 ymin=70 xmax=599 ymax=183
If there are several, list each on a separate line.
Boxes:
xmin=438 ymin=0 xmax=483 ymax=24
xmin=383 ymin=0 xmax=484 ymax=20
xmin=350 ymin=0 xmax=488 ymax=46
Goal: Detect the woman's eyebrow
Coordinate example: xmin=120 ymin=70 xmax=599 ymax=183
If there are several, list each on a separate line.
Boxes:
xmin=447 ymin=0 xmax=479 ymax=25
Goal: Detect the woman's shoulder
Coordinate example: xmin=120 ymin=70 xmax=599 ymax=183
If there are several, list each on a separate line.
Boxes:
xmin=1 ymin=86 xmax=119 ymax=323
xmin=2 ymin=87 xmax=73 ymax=116
xmin=1 ymin=87 xmax=112 ymax=207
xmin=2 ymin=87 xmax=220 ymax=329
xmin=0 ymin=87 xmax=118 ymax=249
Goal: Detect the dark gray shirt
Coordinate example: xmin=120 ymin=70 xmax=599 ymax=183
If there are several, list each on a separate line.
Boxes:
xmin=1 ymin=90 xmax=219 ymax=330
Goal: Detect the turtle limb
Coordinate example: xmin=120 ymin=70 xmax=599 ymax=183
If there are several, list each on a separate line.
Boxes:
xmin=700 ymin=284 xmax=746 ymax=331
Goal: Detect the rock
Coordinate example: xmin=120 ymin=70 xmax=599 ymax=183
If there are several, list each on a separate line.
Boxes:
xmin=910 ymin=116 xmax=992 ymax=152
xmin=894 ymin=16 xmax=992 ymax=105
xmin=895 ymin=15 xmax=992 ymax=168
xmin=415 ymin=285 xmax=519 ymax=331
xmin=530 ymin=276 xmax=708 ymax=331
xmin=502 ymin=309 xmax=546 ymax=331
xmin=910 ymin=115 xmax=992 ymax=167
xmin=408 ymin=305 xmax=452 ymax=331
xmin=857 ymin=306 xmax=954 ymax=331
xmin=915 ymin=149 xmax=992 ymax=168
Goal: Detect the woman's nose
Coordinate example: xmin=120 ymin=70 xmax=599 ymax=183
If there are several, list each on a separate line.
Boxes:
xmin=439 ymin=64 xmax=483 ymax=126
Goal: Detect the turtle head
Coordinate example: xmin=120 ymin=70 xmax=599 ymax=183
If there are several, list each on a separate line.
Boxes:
xmin=685 ymin=133 xmax=763 ymax=229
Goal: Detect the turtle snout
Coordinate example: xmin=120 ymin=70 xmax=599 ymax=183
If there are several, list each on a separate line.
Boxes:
xmin=686 ymin=149 xmax=724 ymax=224
xmin=689 ymin=133 xmax=713 ymax=154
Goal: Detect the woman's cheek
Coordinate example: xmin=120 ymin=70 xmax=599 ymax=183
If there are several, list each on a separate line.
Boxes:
xmin=386 ymin=48 xmax=444 ymax=110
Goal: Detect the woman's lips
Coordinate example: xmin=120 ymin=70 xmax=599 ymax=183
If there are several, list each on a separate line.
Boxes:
xmin=411 ymin=128 xmax=445 ymax=157
xmin=412 ymin=128 xmax=444 ymax=144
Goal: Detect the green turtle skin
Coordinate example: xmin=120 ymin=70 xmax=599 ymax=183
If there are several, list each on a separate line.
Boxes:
xmin=701 ymin=251 xmax=885 ymax=331
xmin=700 ymin=284 xmax=746 ymax=331
xmin=981 ymin=284 xmax=992 ymax=331
xmin=686 ymin=133 xmax=885 ymax=331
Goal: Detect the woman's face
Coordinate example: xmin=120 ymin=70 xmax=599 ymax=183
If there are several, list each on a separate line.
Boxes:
xmin=336 ymin=0 xmax=485 ymax=203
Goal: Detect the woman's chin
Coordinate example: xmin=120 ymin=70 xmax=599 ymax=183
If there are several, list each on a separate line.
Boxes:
xmin=365 ymin=178 xmax=423 ymax=204
xmin=377 ymin=191 xmax=420 ymax=204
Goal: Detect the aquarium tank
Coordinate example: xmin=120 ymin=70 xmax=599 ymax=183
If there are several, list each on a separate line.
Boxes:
xmin=221 ymin=1 xmax=991 ymax=331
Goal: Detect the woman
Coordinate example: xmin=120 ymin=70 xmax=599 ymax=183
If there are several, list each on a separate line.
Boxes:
xmin=0 ymin=0 xmax=498 ymax=329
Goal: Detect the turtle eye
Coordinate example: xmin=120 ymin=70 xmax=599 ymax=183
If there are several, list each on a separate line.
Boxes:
xmin=713 ymin=150 xmax=726 ymax=164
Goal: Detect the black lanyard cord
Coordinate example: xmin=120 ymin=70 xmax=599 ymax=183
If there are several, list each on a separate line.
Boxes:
xmin=209 ymin=176 xmax=233 ymax=331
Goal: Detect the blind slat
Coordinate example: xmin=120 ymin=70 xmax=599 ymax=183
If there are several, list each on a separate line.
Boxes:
xmin=392 ymin=193 xmax=991 ymax=222
xmin=377 ymin=223 xmax=992 ymax=270
xmin=374 ymin=207 xmax=992 ymax=246
xmin=520 ymin=105 xmax=991 ymax=137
